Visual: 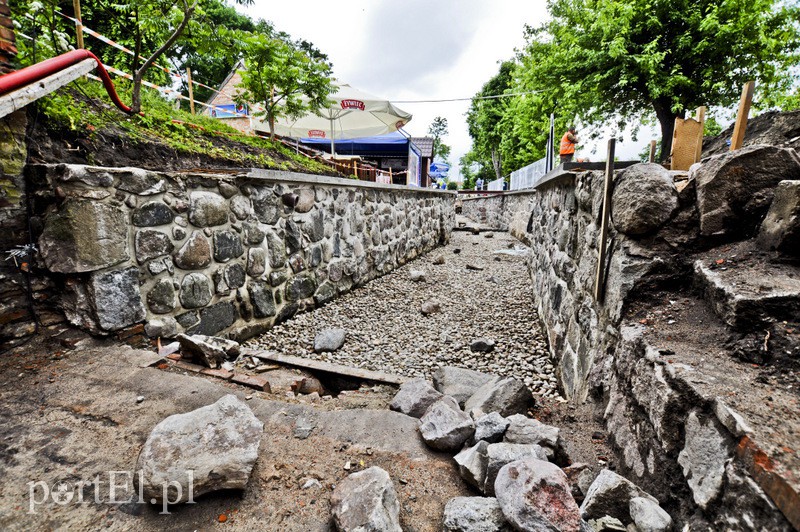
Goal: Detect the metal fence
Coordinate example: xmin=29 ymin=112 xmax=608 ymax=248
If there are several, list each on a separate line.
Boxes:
xmin=487 ymin=177 xmax=505 ymax=191
xmin=510 ymin=157 xmax=547 ymax=190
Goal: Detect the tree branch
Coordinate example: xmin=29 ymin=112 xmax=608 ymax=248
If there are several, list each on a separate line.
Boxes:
xmin=135 ymin=0 xmax=197 ymax=80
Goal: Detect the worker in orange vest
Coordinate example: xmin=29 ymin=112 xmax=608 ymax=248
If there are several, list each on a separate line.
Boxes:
xmin=560 ymin=126 xmax=578 ymax=163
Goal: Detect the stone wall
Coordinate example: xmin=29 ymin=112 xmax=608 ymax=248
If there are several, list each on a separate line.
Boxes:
xmin=24 ymin=165 xmax=454 ymax=341
xmin=0 ymin=0 xmax=15 ymax=75
xmin=461 ymin=155 xmax=799 ymax=529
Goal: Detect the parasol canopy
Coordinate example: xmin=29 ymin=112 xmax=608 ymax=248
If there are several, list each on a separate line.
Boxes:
xmin=253 ymin=84 xmax=412 ymax=153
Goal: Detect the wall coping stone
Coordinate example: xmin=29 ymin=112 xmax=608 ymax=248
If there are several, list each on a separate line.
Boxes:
xmin=247 ymin=168 xmax=456 ymax=196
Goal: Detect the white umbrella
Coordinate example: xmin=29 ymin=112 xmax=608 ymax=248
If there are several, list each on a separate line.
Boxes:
xmin=253 ymin=84 xmax=412 ymax=154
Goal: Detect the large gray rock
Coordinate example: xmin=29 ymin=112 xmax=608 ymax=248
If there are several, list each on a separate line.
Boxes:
xmin=756 ymin=180 xmax=800 ymax=256
xmin=629 ymin=497 xmax=673 ymax=532
xmin=39 ymin=199 xmax=129 ymax=273
xmin=177 ymin=333 xmax=239 ymax=368
xmin=693 ymin=144 xmax=800 ymax=237
xmin=135 ymin=229 xmax=174 ymax=264
xmin=132 ymin=201 xmax=173 ymax=227
xmin=443 ymin=497 xmax=511 ymax=532
xmin=135 ymin=395 xmax=263 ymax=503
xmin=330 ymin=466 xmax=402 ymax=532
xmin=419 ymin=396 xmax=475 ymax=452
xmin=314 ymin=328 xmax=347 ymax=353
xmin=611 ymin=163 xmax=679 ymax=236
xmin=188 ymin=191 xmax=229 ymax=227
xmin=180 ymin=273 xmax=212 ymax=308
xmin=89 ymin=267 xmax=145 ymax=331
xmin=454 ymin=440 xmax=489 ymax=490
xmin=433 ymin=366 xmax=496 ymax=408
xmin=495 ymin=458 xmax=582 ymax=532
xmin=465 ymin=377 xmax=534 ymax=418
xmin=473 ymin=412 xmax=510 ymax=444
xmin=580 ymin=469 xmax=658 ymax=523
xmin=212 ymin=230 xmax=244 ymax=262
xmin=504 ymin=414 xmax=560 ymax=450
xmin=389 ymin=378 xmax=443 ymax=418
xmin=484 ymin=442 xmax=548 ymax=496
xmin=248 ymin=280 xmax=276 ymax=319
xmin=677 ymin=412 xmax=731 ymax=509
xmin=147 ymin=278 xmax=177 ymax=314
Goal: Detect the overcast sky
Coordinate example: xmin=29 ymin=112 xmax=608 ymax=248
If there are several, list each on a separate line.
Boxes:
xmin=239 ymin=1 xmax=651 ymax=180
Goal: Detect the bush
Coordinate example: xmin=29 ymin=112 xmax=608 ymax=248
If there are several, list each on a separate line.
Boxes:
xmin=446 ymin=181 xmax=458 ymax=190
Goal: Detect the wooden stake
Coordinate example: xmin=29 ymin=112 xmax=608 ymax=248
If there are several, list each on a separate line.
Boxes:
xmin=695 ymin=106 xmax=706 ymax=162
xmin=73 ymin=0 xmax=84 ymax=49
xmin=186 ymin=68 xmax=195 ymax=115
xmin=648 ymin=140 xmax=657 ymax=163
xmin=730 ymin=81 xmax=755 ymax=151
xmin=594 ymin=138 xmax=616 ymax=302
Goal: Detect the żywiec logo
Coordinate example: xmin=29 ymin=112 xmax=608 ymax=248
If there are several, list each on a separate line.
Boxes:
xmin=28 ymin=470 xmax=195 ymax=515
xmin=340 ymin=99 xmax=365 ymax=111
xmin=308 ymin=129 xmax=326 ymax=138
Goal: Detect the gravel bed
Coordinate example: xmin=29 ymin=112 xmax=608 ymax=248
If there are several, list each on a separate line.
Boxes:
xmin=245 ymin=230 xmax=560 ymax=400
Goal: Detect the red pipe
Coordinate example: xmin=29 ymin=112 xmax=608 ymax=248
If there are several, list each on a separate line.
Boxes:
xmin=0 ymin=49 xmax=134 ymax=114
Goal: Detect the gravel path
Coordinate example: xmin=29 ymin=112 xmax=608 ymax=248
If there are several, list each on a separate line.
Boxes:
xmin=245 ymin=229 xmax=560 ymax=399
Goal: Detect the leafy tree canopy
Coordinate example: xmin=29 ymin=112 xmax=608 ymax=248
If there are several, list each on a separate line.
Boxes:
xmin=427 ymin=116 xmax=451 ymax=162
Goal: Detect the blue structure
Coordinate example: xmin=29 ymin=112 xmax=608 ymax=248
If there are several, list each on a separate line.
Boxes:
xmin=299 ymin=131 xmax=410 ymax=157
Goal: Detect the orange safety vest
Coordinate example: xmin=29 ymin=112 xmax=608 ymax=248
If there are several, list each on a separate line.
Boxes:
xmin=560 ymin=132 xmax=576 ymax=155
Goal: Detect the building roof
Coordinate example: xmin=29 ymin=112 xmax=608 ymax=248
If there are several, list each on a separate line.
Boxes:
xmin=410 ymin=137 xmax=434 ymax=158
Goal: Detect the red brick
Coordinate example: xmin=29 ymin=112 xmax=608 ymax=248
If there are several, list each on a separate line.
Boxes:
xmin=201 ymin=368 xmax=234 ymax=380
xmin=117 ymin=323 xmax=145 ymax=340
xmin=0 ymin=39 xmax=17 ymax=54
xmin=232 ymin=374 xmax=271 ymax=392
xmin=0 ymin=26 xmax=13 ymax=42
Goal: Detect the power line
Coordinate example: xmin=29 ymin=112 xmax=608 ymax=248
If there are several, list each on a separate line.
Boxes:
xmin=393 ymin=90 xmax=541 ymax=104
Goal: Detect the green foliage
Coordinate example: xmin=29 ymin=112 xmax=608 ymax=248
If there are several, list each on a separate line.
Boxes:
xmin=465 ymin=0 xmax=800 ymax=171
xmin=427 ymin=116 xmax=451 ymax=163
xmin=235 ymin=31 xmax=334 ymax=139
xmin=466 ymin=61 xmax=514 ymax=179
xmin=446 ymin=181 xmax=458 ymax=190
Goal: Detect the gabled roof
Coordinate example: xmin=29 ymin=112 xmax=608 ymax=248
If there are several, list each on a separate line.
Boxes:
xmin=410 ymin=137 xmax=434 ymax=158
xmin=206 ymin=59 xmax=245 ymax=106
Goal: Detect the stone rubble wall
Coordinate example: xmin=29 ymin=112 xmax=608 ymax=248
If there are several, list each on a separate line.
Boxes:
xmin=24 ymin=164 xmax=455 ymax=341
xmin=461 ymin=166 xmax=795 ymax=529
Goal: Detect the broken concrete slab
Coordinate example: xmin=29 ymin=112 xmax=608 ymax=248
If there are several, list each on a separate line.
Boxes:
xmin=693 ymin=260 xmax=800 ymax=330
xmin=330 ymin=466 xmax=402 ymax=532
xmin=177 ymin=333 xmax=240 ymax=368
xmin=135 ymin=394 xmax=263 ymax=503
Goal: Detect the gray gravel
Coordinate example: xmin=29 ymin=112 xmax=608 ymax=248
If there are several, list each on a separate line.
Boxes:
xmin=244 ymin=230 xmax=560 ymax=400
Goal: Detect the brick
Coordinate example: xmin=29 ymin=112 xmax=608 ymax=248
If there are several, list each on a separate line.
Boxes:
xmin=0 ymin=40 xmax=17 ymax=55
xmin=0 ymin=17 xmax=12 ymax=29
xmin=0 ymin=3 xmax=11 ymax=16
xmin=200 ymin=368 xmax=234 ymax=380
xmin=0 ymin=26 xmax=13 ymax=42
xmin=117 ymin=323 xmax=145 ymax=340
xmin=172 ymin=360 xmax=204 ymax=373
xmin=232 ymin=373 xmax=271 ymax=392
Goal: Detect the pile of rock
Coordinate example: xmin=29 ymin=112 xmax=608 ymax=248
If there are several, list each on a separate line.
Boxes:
xmin=382 ymin=366 xmax=673 ymax=531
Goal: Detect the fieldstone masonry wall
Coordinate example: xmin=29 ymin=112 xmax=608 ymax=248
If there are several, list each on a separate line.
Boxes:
xmin=462 ymin=156 xmax=799 ymax=529
xmin=25 ymin=165 xmax=454 ymax=341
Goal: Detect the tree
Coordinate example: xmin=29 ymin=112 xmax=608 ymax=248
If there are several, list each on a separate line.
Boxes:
xmin=513 ymin=0 xmax=800 ymax=160
xmin=235 ymin=32 xmax=334 ymax=139
xmin=428 ymin=116 xmax=451 ymax=162
xmin=466 ymin=61 xmax=514 ymax=180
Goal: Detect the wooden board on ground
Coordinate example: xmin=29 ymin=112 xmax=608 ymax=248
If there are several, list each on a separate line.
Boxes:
xmin=670 ymin=116 xmax=703 ymax=171
xmin=0 ymin=59 xmax=96 ymax=119
xmin=730 ymin=81 xmax=755 ymax=151
xmin=242 ymin=348 xmax=408 ymax=385
xmin=594 ymin=139 xmax=615 ymax=302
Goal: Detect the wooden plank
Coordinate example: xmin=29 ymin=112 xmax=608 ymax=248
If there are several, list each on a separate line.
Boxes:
xmin=594 ymin=138 xmax=616 ymax=302
xmin=0 ymin=59 xmax=96 ymax=119
xmin=73 ymin=0 xmax=85 ymax=49
xmin=186 ymin=68 xmax=195 ymax=115
xmin=730 ymin=81 xmax=755 ymax=151
xmin=648 ymin=140 xmax=657 ymax=163
xmin=241 ymin=348 xmax=408 ymax=385
xmin=694 ymin=106 xmax=706 ymax=162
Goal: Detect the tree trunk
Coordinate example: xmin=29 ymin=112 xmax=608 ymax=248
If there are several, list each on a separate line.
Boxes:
xmin=491 ymin=149 xmax=502 ymax=181
xmin=653 ymin=99 xmax=681 ymax=163
xmin=268 ymin=108 xmax=275 ymax=140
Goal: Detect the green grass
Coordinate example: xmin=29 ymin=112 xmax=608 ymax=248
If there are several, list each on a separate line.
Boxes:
xmin=36 ymin=78 xmax=333 ymax=174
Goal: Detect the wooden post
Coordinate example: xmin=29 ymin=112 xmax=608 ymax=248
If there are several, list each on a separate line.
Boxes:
xmin=594 ymin=138 xmax=615 ymax=302
xmin=648 ymin=140 xmax=657 ymax=163
xmin=73 ymin=0 xmax=84 ymax=49
xmin=694 ymin=106 xmax=706 ymax=162
xmin=186 ymin=68 xmax=195 ymax=115
xmin=730 ymin=81 xmax=755 ymax=151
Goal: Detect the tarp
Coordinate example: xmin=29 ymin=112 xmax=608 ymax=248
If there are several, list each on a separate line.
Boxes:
xmin=300 ymin=131 xmax=409 ymax=157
